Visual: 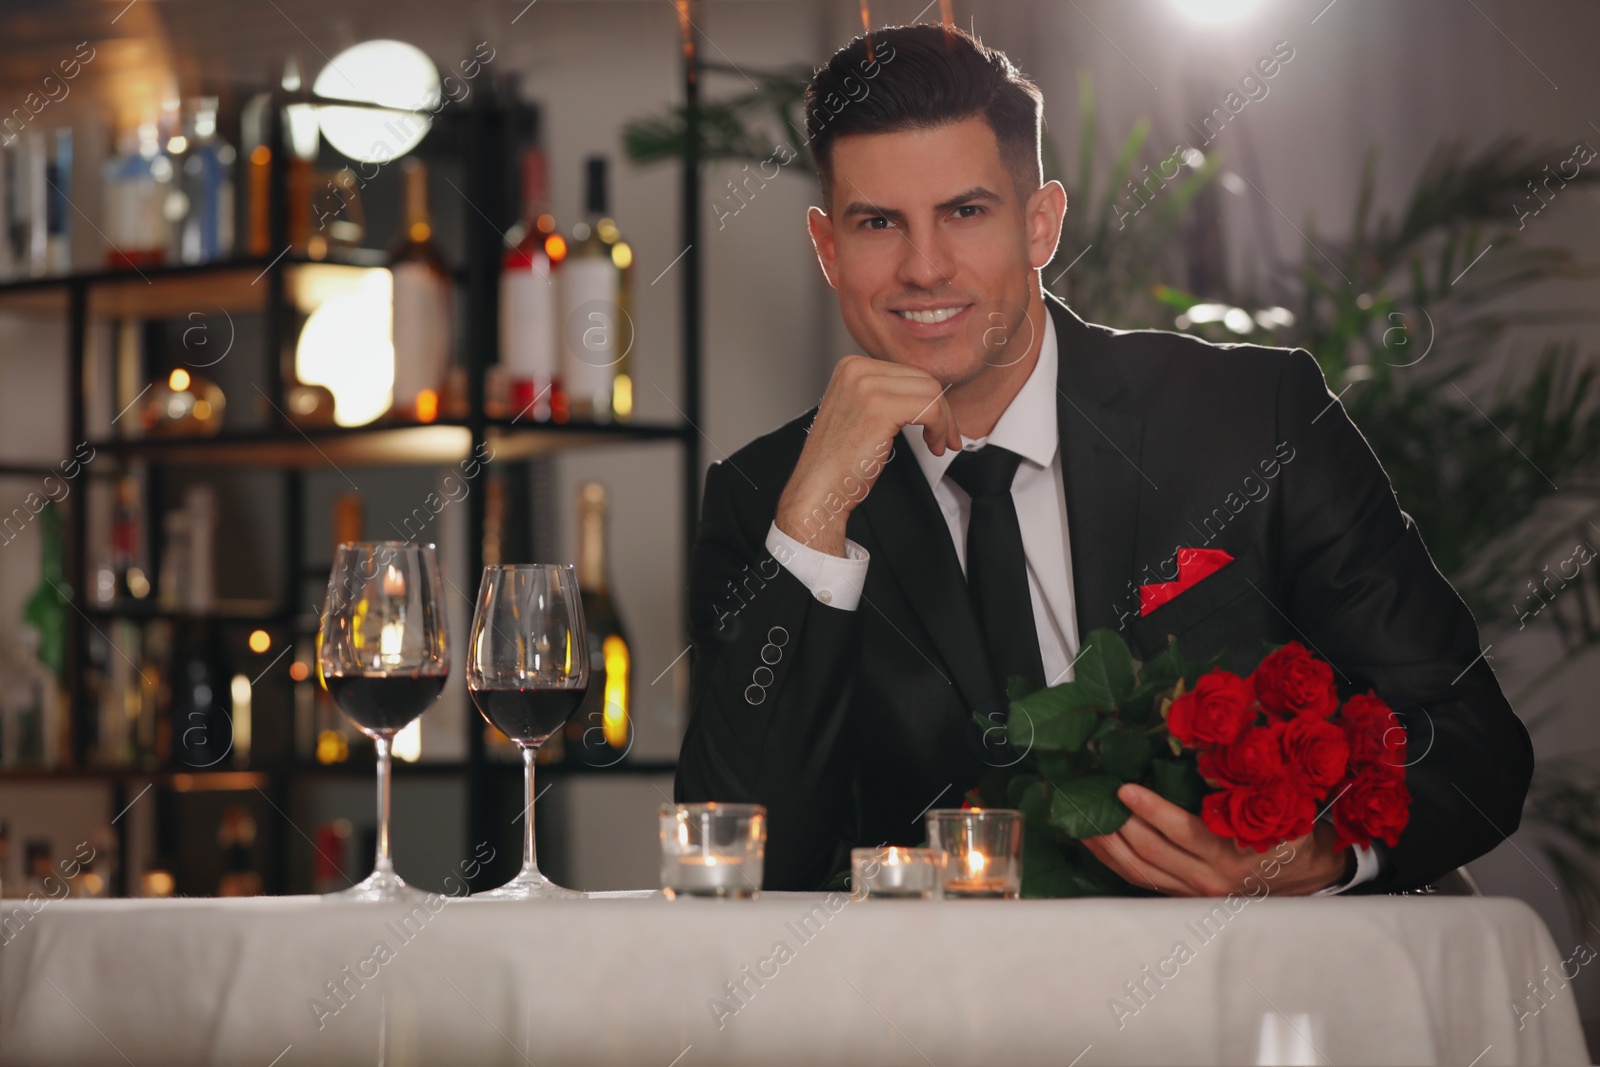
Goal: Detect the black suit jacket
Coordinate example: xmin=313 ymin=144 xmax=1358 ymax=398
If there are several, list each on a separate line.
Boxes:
xmin=676 ymin=291 xmax=1533 ymax=893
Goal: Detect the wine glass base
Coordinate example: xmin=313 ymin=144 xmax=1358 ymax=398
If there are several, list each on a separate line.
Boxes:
xmin=475 ymin=869 xmax=585 ymax=900
xmin=326 ymin=868 xmax=430 ymax=903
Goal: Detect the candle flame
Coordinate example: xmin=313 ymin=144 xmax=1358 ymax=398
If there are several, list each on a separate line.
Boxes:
xmin=885 ymin=847 xmax=903 ymax=866
xmin=383 ymin=563 xmax=406 ymax=598
xmin=966 ymin=850 xmax=987 ymax=877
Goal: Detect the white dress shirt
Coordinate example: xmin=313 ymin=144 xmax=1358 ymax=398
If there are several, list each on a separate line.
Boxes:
xmin=763 ymin=310 xmax=1374 ymax=893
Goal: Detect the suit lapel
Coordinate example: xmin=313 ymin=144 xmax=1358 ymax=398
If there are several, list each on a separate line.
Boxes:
xmin=1048 ymin=294 xmax=1149 ymax=648
xmin=854 ymin=440 xmax=998 ymax=713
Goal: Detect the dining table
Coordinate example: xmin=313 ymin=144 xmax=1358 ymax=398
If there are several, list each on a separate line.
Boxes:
xmin=0 ymin=889 xmax=1589 ymax=1065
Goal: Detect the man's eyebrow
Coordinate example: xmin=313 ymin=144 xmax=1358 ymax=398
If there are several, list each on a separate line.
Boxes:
xmin=934 ymin=186 xmax=1003 ymax=212
xmin=840 ymin=185 xmax=1004 ymax=219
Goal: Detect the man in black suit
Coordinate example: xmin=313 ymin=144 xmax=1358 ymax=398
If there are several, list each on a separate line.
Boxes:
xmin=675 ymin=24 xmax=1533 ymax=895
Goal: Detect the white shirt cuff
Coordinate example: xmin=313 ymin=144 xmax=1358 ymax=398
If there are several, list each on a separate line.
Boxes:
xmin=1312 ymin=842 xmax=1379 ymax=895
xmin=765 ymin=521 xmax=869 ymax=611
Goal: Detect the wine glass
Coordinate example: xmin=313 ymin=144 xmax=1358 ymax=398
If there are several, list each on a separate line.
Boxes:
xmin=319 ymin=541 xmax=450 ymax=902
xmin=466 ymin=563 xmax=589 ymax=899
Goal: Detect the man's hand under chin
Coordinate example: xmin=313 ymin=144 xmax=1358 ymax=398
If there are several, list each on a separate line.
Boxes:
xmin=1081 ymin=783 xmax=1353 ymax=897
xmin=774 ymin=354 xmax=961 ymax=557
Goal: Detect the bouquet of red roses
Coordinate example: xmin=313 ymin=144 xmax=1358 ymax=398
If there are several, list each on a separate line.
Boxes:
xmin=1172 ymin=642 xmax=1410 ymax=854
xmin=967 ymin=630 xmax=1412 ymax=897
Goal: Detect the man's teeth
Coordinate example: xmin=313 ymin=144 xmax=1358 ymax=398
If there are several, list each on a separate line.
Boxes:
xmin=896 ymin=307 xmax=964 ymax=325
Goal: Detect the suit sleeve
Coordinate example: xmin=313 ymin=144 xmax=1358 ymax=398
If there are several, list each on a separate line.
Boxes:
xmin=674 ymin=458 xmax=866 ymax=890
xmin=1274 ymin=348 xmax=1534 ymax=892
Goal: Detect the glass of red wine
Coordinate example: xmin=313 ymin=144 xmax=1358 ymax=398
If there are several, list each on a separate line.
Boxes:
xmin=467 ymin=563 xmax=589 ymax=899
xmin=319 ymin=541 xmax=450 ymax=902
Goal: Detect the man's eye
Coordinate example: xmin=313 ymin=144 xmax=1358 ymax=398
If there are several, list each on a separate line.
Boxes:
xmin=954 ymin=205 xmax=984 ymax=219
xmin=864 ymin=216 xmax=893 ymax=230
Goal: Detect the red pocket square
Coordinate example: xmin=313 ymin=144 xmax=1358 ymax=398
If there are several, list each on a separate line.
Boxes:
xmin=1139 ymin=548 xmax=1235 ymax=616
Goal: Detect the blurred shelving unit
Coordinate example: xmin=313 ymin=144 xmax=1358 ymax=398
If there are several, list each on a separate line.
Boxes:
xmin=0 ymin=9 xmax=706 ymax=898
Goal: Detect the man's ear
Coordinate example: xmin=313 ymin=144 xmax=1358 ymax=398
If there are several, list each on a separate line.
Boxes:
xmin=1026 ymin=179 xmax=1068 ymax=271
xmin=807 ymin=205 xmax=838 ymax=290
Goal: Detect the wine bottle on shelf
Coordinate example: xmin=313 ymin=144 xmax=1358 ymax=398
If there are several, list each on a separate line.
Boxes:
xmin=389 ymin=158 xmax=453 ymax=424
xmin=0 ymin=141 xmax=20 ymax=279
xmin=169 ymin=619 xmax=233 ymax=770
xmin=171 ymin=98 xmax=236 ymax=265
xmin=239 ymin=91 xmax=273 ymax=257
xmin=102 ymin=121 xmax=169 ymax=269
xmin=307 ymin=492 xmax=363 ymax=764
xmin=106 ymin=474 xmax=151 ymax=603
xmin=23 ymin=501 xmax=69 ymax=681
xmin=499 ymin=146 xmax=564 ymax=423
xmin=559 ymin=157 xmax=634 ymax=423
xmin=565 ymin=482 xmax=631 ymax=765
xmin=43 ymin=128 xmax=70 ymax=274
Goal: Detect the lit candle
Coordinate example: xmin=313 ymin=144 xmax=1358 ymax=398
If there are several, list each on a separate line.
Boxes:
xmin=663 ymin=854 xmax=755 ymax=898
xmin=379 ymin=563 xmax=407 ymax=665
xmin=659 ymin=802 xmax=766 ymax=900
xmin=851 ymin=846 xmax=945 ymax=899
xmin=926 ymin=808 xmax=1023 ymax=899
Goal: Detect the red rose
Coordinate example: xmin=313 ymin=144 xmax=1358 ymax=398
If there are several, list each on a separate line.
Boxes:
xmin=1201 ymin=777 xmax=1318 ymax=852
xmin=1166 ymin=668 xmax=1257 ymax=749
xmin=1251 ymin=642 xmax=1338 ymax=721
xmin=1330 ymin=770 xmax=1411 ymax=849
xmin=1339 ymin=691 xmax=1406 ymax=772
xmin=1198 ymin=723 xmax=1285 ymax=787
xmin=1280 ymin=716 xmax=1350 ymax=790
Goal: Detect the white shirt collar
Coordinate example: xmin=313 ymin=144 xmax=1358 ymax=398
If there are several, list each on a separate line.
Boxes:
xmin=903 ymin=307 xmax=1059 ymax=484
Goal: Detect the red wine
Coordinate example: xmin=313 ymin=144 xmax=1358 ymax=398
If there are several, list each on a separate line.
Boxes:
xmin=470 ymin=685 xmax=587 ymax=746
xmin=325 ymin=672 xmax=448 ymax=734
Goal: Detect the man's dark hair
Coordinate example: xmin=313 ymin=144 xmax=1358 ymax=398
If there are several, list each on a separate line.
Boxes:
xmin=802 ymin=24 xmax=1044 ymax=208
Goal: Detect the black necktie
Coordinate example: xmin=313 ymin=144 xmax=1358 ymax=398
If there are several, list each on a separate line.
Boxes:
xmin=945 ymin=445 xmax=1047 ymax=705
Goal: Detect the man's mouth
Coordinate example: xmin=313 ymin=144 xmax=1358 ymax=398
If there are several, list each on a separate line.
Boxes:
xmin=892 ymin=305 xmax=970 ymax=325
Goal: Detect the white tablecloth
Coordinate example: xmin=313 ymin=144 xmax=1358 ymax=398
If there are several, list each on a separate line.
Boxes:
xmin=0 ymin=891 xmax=1588 ymax=1066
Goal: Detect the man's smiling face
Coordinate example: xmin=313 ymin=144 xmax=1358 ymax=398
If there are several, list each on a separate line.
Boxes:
xmin=807 ymin=115 xmax=1060 ymax=390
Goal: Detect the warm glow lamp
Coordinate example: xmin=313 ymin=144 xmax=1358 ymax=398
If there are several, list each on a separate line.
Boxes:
xmin=313 ymin=40 xmax=440 ymax=164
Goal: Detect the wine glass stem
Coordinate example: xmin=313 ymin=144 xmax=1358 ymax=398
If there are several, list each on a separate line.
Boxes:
xmin=522 ymin=745 xmax=539 ymax=876
xmin=374 ymin=735 xmax=395 ymax=877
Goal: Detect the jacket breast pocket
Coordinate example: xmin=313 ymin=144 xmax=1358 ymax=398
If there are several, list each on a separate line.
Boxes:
xmin=1133 ymin=548 xmax=1266 ymax=644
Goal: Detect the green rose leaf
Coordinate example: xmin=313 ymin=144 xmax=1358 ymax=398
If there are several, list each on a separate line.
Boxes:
xmin=1017 ymin=779 xmax=1052 ymax=828
xmin=1049 ymin=774 xmax=1131 ymax=838
xmin=1024 ymin=706 xmax=1099 ymax=753
xmin=1006 ymin=773 xmax=1043 ymax=807
xmin=1080 ymin=628 xmax=1137 ymax=705
xmin=1096 ymin=725 xmax=1155 ymax=779
xmin=1121 ymin=678 xmax=1172 ymax=724
xmin=1148 ymin=757 xmax=1205 ymax=814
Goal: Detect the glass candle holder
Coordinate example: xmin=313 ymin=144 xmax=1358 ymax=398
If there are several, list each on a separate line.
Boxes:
xmin=659 ymin=802 xmax=765 ymax=900
xmin=850 ymin=846 xmax=946 ymax=900
xmin=925 ymin=808 xmax=1023 ymax=899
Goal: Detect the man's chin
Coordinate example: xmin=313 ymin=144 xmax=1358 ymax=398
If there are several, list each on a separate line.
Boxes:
xmin=868 ymin=340 xmax=991 ymax=389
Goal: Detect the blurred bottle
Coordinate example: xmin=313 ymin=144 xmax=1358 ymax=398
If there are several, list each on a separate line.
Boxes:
xmin=105 ymin=474 xmax=150 ymax=603
xmin=500 ymin=146 xmax=564 ymax=422
xmin=388 ymin=158 xmax=452 ymax=423
xmin=311 ymin=819 xmax=352 ymax=893
xmin=2 ymin=631 xmax=58 ymax=768
xmin=42 ymin=129 xmax=70 ymax=274
xmin=217 ymin=806 xmax=261 ymax=896
xmin=102 ymin=121 xmax=169 ymax=269
xmin=23 ymin=501 xmax=69 ymax=679
xmin=239 ymin=91 xmax=274 ymax=257
xmin=169 ymin=97 xmax=236 ymax=265
xmin=565 ymin=482 xmax=631 ymax=765
xmin=558 ymin=156 xmax=634 ymax=423
xmin=169 ymin=619 xmax=232 ymax=770
xmin=0 ymin=140 xmax=19 ymax=278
